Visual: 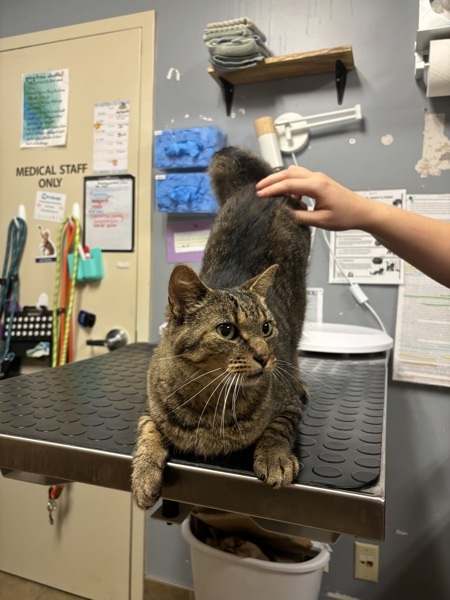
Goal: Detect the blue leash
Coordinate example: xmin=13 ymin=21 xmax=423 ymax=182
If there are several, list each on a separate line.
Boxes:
xmin=0 ymin=217 xmax=28 ymax=378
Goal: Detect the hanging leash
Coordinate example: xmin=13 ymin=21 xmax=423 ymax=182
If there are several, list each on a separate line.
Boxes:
xmin=52 ymin=216 xmax=80 ymax=367
xmin=0 ymin=217 xmax=27 ymax=379
xmin=47 ymin=216 xmax=80 ymax=523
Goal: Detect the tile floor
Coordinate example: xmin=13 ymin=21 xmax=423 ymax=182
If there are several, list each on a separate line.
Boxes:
xmin=0 ymin=570 xmax=87 ymax=600
xmin=0 ymin=571 xmax=88 ymax=600
xmin=0 ymin=571 xmax=194 ymax=600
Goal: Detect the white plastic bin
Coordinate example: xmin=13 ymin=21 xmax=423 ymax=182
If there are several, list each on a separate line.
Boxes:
xmin=181 ymin=517 xmax=330 ymax=600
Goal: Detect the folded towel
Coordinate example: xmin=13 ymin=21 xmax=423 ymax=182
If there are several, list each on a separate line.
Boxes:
xmin=203 ymin=17 xmax=272 ymax=71
xmin=206 ymin=16 xmax=257 ymax=28
xmin=204 ymin=17 xmax=267 ymax=42
xmin=203 ymin=24 xmax=267 ymax=42
xmin=209 ymin=54 xmax=266 ymax=71
xmin=206 ymin=35 xmax=273 ymax=58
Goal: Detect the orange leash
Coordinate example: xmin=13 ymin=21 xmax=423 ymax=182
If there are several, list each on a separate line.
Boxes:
xmin=53 ymin=218 xmax=79 ymax=366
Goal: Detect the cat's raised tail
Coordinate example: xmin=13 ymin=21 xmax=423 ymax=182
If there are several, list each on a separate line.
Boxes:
xmin=208 ymin=146 xmax=273 ymax=207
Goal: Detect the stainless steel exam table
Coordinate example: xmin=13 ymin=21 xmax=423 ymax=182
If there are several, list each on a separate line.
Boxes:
xmin=0 ymin=343 xmax=387 ymax=542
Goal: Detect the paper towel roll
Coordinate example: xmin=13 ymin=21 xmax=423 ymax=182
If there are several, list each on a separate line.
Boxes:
xmin=426 ymin=38 xmax=450 ymax=97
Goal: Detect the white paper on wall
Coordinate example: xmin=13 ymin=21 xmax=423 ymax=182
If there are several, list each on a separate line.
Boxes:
xmin=328 ymin=189 xmax=406 ymax=285
xmin=393 ymin=194 xmax=450 ymax=387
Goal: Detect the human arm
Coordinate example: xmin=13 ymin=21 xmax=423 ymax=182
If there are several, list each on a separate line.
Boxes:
xmin=256 ymin=165 xmax=450 ymax=288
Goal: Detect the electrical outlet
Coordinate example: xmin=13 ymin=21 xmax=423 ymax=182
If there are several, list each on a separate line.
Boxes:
xmin=354 ymin=542 xmax=379 ymax=582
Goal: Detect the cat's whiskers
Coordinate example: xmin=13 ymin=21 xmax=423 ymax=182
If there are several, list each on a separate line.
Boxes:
xmin=163 ymin=366 xmax=223 ymax=405
xmin=277 ymin=359 xmax=338 ymax=393
xmin=212 ymin=372 xmax=232 ymax=432
xmin=220 ymin=373 xmax=238 ymax=438
xmin=219 ymin=374 xmax=233 ymax=437
xmin=276 ymin=365 xmax=307 ymax=389
xmin=231 ymin=374 xmax=240 ymax=422
xmin=212 ymin=373 xmax=239 ymax=431
xmin=165 ymin=368 xmax=227 ymax=415
xmin=195 ymin=372 xmax=232 ymax=446
xmin=273 ymin=368 xmax=297 ymax=393
xmin=231 ymin=374 xmax=244 ymax=438
xmin=151 ymin=352 xmax=192 ymax=362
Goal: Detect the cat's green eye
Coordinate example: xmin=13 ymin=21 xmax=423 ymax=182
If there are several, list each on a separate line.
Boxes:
xmin=262 ymin=321 xmax=273 ymax=337
xmin=216 ymin=323 xmax=237 ymax=340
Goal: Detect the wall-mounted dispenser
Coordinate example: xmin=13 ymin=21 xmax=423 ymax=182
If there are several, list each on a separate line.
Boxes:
xmin=255 ymin=105 xmax=362 ymax=167
xmin=414 ymin=0 xmax=450 ymax=97
xmin=274 ymin=104 xmax=362 ymax=155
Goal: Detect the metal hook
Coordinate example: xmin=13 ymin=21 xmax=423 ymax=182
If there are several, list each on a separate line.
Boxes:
xmin=335 ymin=60 xmax=348 ymax=105
xmin=14 ymin=205 xmax=27 ymax=228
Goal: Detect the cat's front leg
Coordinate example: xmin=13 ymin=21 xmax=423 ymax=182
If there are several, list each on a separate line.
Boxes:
xmin=131 ymin=414 xmax=168 ymax=510
xmin=253 ymin=417 xmax=300 ymax=488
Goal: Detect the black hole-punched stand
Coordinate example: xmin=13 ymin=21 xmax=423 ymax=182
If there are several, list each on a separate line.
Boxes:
xmin=336 ymin=59 xmax=348 ymax=105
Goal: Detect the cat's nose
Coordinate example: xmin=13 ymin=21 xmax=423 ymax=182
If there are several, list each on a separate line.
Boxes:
xmin=254 ymin=352 xmax=269 ymax=367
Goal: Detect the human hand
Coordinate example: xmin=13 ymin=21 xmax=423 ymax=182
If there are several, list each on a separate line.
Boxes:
xmin=256 ymin=165 xmax=380 ymax=232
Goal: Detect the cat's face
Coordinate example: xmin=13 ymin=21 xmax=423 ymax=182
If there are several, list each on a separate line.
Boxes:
xmin=165 ymin=264 xmax=279 ymax=387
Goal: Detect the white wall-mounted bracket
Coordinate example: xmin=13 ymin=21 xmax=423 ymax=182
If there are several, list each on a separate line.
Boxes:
xmin=274 ymin=104 xmax=363 ymax=154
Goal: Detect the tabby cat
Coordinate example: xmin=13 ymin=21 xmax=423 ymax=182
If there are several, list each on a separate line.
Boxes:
xmin=132 ymin=146 xmax=311 ymax=509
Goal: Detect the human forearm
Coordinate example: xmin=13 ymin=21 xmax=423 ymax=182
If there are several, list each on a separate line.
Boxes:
xmin=256 ymin=167 xmax=450 ymax=288
xmin=364 ymin=204 xmax=450 ymax=288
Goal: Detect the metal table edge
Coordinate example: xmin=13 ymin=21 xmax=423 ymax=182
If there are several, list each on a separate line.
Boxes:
xmin=161 ymin=462 xmax=385 ymax=541
xmin=0 ymin=432 xmax=385 ymax=541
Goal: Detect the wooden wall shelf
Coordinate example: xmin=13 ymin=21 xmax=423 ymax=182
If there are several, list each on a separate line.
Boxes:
xmin=207 ymin=45 xmax=355 ymax=115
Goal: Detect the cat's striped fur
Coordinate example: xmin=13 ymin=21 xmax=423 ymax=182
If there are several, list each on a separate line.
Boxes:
xmin=132 ymin=147 xmax=311 ymax=509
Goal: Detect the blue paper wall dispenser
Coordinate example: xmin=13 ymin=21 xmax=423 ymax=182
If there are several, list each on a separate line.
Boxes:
xmin=154 ymin=126 xmax=226 ymax=170
xmin=68 ymin=248 xmax=104 ymax=283
xmin=155 ymin=173 xmax=218 ymax=213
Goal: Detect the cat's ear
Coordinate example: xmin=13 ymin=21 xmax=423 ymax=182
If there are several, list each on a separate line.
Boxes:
xmin=168 ymin=265 xmax=209 ymax=318
xmin=242 ymin=264 xmax=279 ymax=298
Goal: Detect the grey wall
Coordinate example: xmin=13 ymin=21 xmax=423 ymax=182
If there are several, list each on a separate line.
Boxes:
xmin=1 ymin=1 xmax=449 ymax=598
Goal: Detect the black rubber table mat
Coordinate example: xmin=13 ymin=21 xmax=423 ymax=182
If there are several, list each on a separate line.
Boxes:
xmin=0 ymin=344 xmax=151 ymax=455
xmin=0 ymin=344 xmax=385 ymax=491
xmin=171 ymin=354 xmax=385 ymax=490
xmin=298 ymin=354 xmax=384 ymax=488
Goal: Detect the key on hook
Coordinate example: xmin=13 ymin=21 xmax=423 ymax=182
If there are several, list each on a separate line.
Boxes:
xmin=47 ymin=498 xmax=57 ymax=525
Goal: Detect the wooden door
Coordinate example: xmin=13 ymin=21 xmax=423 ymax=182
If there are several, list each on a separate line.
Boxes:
xmin=0 ymin=13 xmax=154 ymax=600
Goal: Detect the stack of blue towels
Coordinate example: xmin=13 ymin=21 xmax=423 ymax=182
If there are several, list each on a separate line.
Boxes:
xmin=204 ymin=17 xmax=273 ymax=71
xmin=153 ymin=127 xmax=226 ymax=213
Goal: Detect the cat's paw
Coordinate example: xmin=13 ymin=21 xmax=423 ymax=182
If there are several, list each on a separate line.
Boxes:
xmin=131 ymin=459 xmax=164 ymax=510
xmin=132 ymin=415 xmax=168 ymax=510
xmin=253 ymin=451 xmax=299 ymax=489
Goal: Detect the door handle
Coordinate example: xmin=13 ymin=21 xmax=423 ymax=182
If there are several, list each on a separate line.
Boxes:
xmin=86 ymin=328 xmax=128 ymax=351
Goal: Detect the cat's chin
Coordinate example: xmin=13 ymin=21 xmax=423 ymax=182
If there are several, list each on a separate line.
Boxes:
xmin=240 ymin=371 xmax=268 ymax=387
